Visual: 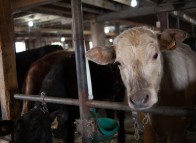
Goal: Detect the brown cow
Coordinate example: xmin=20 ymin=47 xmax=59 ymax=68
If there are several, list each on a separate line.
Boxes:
xmin=86 ymin=26 xmax=196 ymax=143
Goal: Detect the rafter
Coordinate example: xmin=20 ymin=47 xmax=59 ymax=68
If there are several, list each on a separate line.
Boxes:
xmin=12 ymin=0 xmax=60 ymax=14
xmin=96 ymin=1 xmax=196 ymax=22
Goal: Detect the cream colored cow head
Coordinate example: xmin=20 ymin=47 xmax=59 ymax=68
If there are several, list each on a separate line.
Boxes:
xmin=86 ymin=26 xmax=187 ymax=110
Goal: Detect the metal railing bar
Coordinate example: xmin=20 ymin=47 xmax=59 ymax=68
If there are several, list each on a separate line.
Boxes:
xmin=14 ymin=94 xmax=196 ymax=117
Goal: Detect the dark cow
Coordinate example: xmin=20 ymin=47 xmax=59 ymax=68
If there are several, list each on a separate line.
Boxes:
xmin=21 ymin=50 xmax=74 ymax=114
xmin=0 ymin=107 xmax=68 ymax=143
xmin=86 ymin=26 xmax=196 ymax=143
xmin=16 ymin=44 xmax=63 ymax=93
xmin=21 ymin=50 xmax=120 ymax=143
xmin=0 ymin=45 xmax=62 ymax=116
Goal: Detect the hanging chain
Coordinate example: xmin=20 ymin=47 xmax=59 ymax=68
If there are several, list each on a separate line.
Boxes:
xmin=142 ymin=113 xmax=149 ymax=125
xmin=132 ymin=112 xmax=150 ymax=140
xmin=133 ymin=115 xmax=140 ymax=140
xmin=40 ymin=92 xmax=48 ymax=113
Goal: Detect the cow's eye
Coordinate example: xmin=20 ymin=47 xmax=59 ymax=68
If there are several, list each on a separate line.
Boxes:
xmin=152 ymin=53 xmax=158 ymax=60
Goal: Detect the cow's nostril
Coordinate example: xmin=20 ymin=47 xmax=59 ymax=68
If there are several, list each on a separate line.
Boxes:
xmin=143 ymin=94 xmax=149 ymax=104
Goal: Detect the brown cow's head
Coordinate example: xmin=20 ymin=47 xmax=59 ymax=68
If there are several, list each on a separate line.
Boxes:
xmin=86 ymin=26 xmax=187 ymax=110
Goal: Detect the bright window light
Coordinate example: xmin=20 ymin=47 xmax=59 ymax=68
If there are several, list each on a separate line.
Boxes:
xmin=104 ymin=27 xmax=110 ymax=33
xmin=15 ymin=41 xmax=26 ymax=53
xmin=61 ymin=37 xmax=65 ymax=42
xmin=156 ymin=21 xmax=160 ymax=28
xmin=89 ymin=41 xmax=93 ymax=49
xmin=28 ymin=21 xmax=34 ymax=27
xmin=109 ymin=38 xmax=113 ymax=43
xmin=131 ymin=0 xmax=137 ymax=7
xmin=51 ymin=42 xmax=63 ymax=46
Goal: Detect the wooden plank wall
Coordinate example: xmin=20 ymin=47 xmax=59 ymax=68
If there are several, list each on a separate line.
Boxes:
xmin=0 ymin=0 xmax=20 ymax=119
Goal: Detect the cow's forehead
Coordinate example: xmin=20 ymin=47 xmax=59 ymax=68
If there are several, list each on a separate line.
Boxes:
xmin=114 ymin=27 xmax=157 ymax=46
xmin=113 ymin=27 xmax=158 ymax=61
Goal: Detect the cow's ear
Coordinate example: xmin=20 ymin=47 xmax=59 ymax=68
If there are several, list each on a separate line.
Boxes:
xmin=157 ymin=29 xmax=188 ymax=51
xmin=163 ymin=29 xmax=188 ymax=43
xmin=50 ymin=110 xmax=68 ymax=129
xmin=86 ymin=45 xmax=116 ymax=65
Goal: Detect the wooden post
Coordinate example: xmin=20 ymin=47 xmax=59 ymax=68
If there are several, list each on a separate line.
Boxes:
xmin=157 ymin=12 xmax=169 ymax=31
xmin=90 ymin=19 xmax=105 ymax=47
xmin=115 ymin=22 xmax=120 ymax=35
xmin=0 ymin=0 xmax=20 ymax=119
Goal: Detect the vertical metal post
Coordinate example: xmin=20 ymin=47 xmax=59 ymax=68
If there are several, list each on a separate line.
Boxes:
xmin=71 ymin=0 xmax=92 ymax=143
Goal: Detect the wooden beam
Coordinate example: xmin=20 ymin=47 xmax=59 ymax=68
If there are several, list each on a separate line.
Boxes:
xmin=52 ymin=2 xmax=106 ymax=14
xmin=12 ymin=0 xmax=61 ymax=14
xmin=32 ymin=7 xmax=72 ymax=17
xmin=0 ymin=0 xmax=20 ymax=119
xmin=112 ymin=0 xmax=131 ymax=6
xmin=96 ymin=1 xmax=196 ymax=22
xmin=97 ymin=6 xmax=156 ymax=22
xmin=81 ymin=0 xmax=129 ymax=11
xmin=14 ymin=26 xmax=91 ymax=35
xmin=113 ymin=19 xmax=147 ymax=27
xmin=15 ymin=26 xmax=116 ymax=36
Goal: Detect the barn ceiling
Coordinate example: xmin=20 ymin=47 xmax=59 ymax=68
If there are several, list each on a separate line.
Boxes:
xmin=12 ymin=0 xmax=196 ymax=42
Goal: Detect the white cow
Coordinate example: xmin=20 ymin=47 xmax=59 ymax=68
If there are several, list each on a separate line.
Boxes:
xmin=86 ymin=26 xmax=196 ymax=143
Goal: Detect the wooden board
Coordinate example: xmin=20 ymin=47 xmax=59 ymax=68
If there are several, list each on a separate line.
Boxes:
xmin=0 ymin=0 xmax=20 ymax=119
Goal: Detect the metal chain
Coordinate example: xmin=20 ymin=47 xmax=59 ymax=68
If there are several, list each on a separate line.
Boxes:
xmin=40 ymin=92 xmax=48 ymax=113
xmin=132 ymin=112 xmax=150 ymax=140
xmin=142 ymin=113 xmax=149 ymax=125
xmin=133 ymin=116 xmax=140 ymax=140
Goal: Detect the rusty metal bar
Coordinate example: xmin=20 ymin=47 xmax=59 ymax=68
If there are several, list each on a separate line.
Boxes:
xmin=14 ymin=94 xmax=196 ymax=117
xmin=71 ymin=0 xmax=92 ymax=143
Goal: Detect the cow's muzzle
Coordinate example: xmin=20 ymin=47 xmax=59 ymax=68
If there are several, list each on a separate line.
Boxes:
xmin=129 ymin=89 xmax=151 ymax=109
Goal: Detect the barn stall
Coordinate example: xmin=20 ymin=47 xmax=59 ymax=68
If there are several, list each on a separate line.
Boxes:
xmin=0 ymin=0 xmax=196 ymax=143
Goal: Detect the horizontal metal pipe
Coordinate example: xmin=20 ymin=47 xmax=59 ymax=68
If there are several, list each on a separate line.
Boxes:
xmin=86 ymin=100 xmax=196 ymax=117
xmin=14 ymin=94 xmax=79 ymax=106
xmin=170 ymin=11 xmax=196 ymax=25
xmin=14 ymin=94 xmax=196 ymax=117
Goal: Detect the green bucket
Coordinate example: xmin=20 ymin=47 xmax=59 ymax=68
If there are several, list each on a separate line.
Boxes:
xmin=98 ymin=117 xmax=119 ymax=136
xmin=93 ymin=117 xmax=119 ymax=142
